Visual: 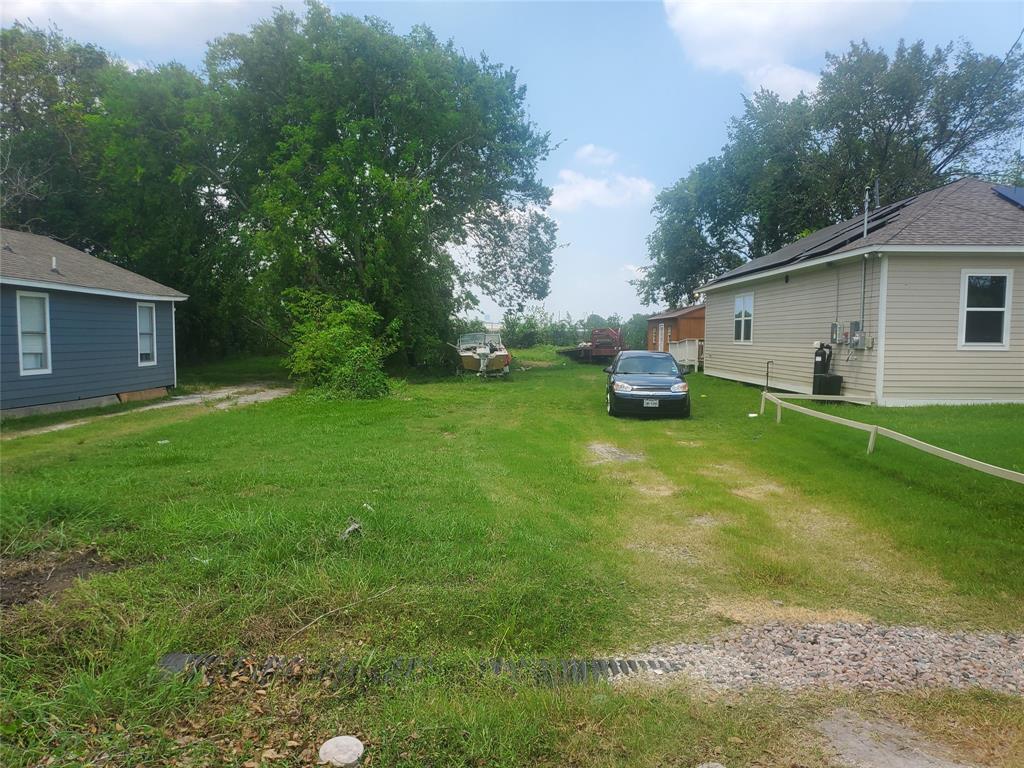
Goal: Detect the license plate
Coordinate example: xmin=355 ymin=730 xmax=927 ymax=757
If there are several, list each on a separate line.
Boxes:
xmin=643 ymin=399 xmax=659 ymax=408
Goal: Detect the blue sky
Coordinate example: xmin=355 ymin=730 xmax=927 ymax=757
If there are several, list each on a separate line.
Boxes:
xmin=4 ymin=1 xmax=1023 ymax=322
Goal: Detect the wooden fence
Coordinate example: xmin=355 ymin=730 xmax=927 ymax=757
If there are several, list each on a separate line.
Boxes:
xmin=759 ymin=391 xmax=1024 ymax=485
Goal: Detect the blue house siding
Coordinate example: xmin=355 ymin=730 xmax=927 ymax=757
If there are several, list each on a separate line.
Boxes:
xmin=0 ymin=285 xmax=176 ymax=410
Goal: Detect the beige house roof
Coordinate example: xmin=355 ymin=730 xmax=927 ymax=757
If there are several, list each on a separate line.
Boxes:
xmin=706 ymin=178 xmax=1024 ymax=289
xmin=0 ymin=229 xmax=186 ymax=300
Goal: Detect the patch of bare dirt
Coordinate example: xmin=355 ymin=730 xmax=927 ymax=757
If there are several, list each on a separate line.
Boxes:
xmin=817 ymin=708 xmax=978 ymax=768
xmin=698 ymin=462 xmax=745 ymax=479
xmin=587 ymin=442 xmax=643 ymax=464
xmin=731 ymin=482 xmax=787 ymax=501
xmin=4 ymin=385 xmax=294 ymax=440
xmin=676 ymin=440 xmax=704 ymax=448
xmin=708 ymin=597 xmax=872 ymax=625
xmin=1 ymin=549 xmax=122 ymax=606
xmin=689 ymin=515 xmax=720 ymax=528
xmin=633 ymin=482 xmax=676 ymax=497
xmin=626 ymin=541 xmax=697 ymax=563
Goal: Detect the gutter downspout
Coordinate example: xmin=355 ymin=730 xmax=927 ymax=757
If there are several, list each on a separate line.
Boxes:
xmin=875 ymin=255 xmax=888 ymax=405
xmin=860 ymin=186 xmax=871 ymax=336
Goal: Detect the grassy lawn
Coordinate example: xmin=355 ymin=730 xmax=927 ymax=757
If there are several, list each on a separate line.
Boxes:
xmin=2 ymin=351 xmax=1022 ymax=766
xmin=0 ymin=355 xmax=290 ymax=437
xmin=804 ymin=398 xmax=1024 ymax=472
xmin=0 ymin=397 xmax=176 ymax=436
xmin=175 ymin=354 xmax=291 ymax=389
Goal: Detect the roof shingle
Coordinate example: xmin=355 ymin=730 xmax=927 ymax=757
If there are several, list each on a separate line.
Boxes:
xmin=0 ymin=229 xmax=186 ymax=299
xmin=648 ymin=304 xmax=705 ymax=320
xmin=706 ymin=178 xmax=1024 ymax=288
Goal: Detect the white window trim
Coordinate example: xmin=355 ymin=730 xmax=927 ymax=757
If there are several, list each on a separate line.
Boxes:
xmin=957 ymin=269 xmax=1012 ymax=351
xmin=137 ymin=302 xmax=158 ymax=367
xmin=15 ymin=290 xmax=53 ymax=376
xmin=733 ymin=292 xmax=754 ymax=345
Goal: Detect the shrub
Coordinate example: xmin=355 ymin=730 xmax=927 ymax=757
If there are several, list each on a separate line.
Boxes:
xmin=283 ymin=290 xmax=398 ymax=399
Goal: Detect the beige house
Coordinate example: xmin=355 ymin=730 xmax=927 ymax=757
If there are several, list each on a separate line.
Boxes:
xmin=700 ymin=179 xmax=1024 ymax=405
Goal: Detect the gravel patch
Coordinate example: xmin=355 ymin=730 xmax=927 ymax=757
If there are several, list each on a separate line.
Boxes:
xmin=213 ymin=387 xmax=293 ymax=410
xmin=636 ymin=622 xmax=1023 ymax=695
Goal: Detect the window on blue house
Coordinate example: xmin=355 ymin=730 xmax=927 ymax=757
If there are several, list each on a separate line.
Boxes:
xmin=17 ymin=292 xmax=51 ymax=375
xmin=137 ymin=303 xmax=157 ymax=365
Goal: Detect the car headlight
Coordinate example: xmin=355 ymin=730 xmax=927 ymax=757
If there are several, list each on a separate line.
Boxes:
xmin=670 ymin=381 xmax=689 ymax=393
xmin=612 ymin=381 xmax=633 ymax=393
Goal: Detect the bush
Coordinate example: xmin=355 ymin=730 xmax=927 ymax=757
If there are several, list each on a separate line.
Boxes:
xmin=283 ymin=291 xmax=398 ymax=399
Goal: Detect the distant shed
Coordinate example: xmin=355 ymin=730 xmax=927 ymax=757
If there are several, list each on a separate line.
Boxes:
xmin=646 ymin=304 xmax=705 ymax=352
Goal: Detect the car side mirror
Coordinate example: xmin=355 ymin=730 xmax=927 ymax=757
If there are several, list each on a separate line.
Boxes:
xmin=603 ymin=366 xmax=613 ymax=374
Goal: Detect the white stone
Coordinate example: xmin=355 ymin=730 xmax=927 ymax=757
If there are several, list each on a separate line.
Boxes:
xmin=319 ymin=736 xmax=364 ymax=766
xmin=696 ymin=763 xmax=727 ymax=768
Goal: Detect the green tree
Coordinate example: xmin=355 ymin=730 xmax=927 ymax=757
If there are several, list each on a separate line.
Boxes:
xmin=621 ymin=313 xmax=650 ymax=350
xmin=2 ymin=5 xmax=558 ymax=364
xmin=205 ymin=3 xmax=557 ymax=363
xmin=81 ymin=65 xmax=243 ymax=358
xmin=1 ymin=23 xmax=114 ymax=235
xmin=639 ymin=38 xmax=1024 ymax=305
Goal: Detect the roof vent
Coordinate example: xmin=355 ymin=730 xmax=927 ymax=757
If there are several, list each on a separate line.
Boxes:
xmin=51 ymin=256 xmax=59 ymax=273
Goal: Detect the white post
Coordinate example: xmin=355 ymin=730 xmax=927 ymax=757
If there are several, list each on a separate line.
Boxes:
xmin=775 ymin=400 xmax=782 ymax=424
xmin=171 ymin=303 xmax=178 ymax=389
xmin=867 ymin=425 xmax=877 ymax=454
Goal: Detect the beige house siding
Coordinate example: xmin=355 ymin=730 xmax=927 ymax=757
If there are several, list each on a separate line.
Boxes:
xmin=704 ymin=257 xmax=881 ymax=397
xmin=881 ymin=253 xmax=1024 ymax=404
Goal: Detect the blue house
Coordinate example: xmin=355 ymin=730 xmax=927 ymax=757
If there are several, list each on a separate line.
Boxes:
xmin=1 ymin=229 xmax=187 ymax=415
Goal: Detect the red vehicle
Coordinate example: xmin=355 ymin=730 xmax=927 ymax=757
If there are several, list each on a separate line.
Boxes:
xmin=557 ymin=327 xmax=624 ymax=363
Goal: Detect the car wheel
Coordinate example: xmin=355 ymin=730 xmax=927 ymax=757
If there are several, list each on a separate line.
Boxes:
xmin=606 ymin=392 xmax=618 ymax=417
xmin=678 ymin=403 xmax=691 ymax=419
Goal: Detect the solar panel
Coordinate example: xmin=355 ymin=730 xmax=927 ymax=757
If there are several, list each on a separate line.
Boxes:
xmin=993 ymin=184 xmax=1024 ymax=210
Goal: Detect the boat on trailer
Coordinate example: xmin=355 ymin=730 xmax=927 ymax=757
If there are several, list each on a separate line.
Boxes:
xmin=451 ymin=333 xmax=511 ymax=376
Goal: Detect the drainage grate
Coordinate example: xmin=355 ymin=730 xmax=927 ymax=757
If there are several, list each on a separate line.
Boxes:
xmin=158 ymin=653 xmax=680 ymax=687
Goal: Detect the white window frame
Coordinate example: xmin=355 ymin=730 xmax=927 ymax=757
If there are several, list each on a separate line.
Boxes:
xmin=136 ymin=302 xmax=158 ymax=367
xmin=733 ymin=292 xmax=754 ymax=344
xmin=957 ymin=269 xmax=1012 ymax=351
xmin=16 ymin=290 xmax=53 ymax=376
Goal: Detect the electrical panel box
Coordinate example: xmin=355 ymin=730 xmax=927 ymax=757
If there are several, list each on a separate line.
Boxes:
xmin=830 ymin=322 xmax=841 ymax=344
xmin=830 ymin=321 xmax=870 ymax=349
xmin=848 ymin=320 xmax=866 ymax=349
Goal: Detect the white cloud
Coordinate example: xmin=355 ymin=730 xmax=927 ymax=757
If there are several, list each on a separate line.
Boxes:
xmin=550 ymin=170 xmax=655 ymax=212
xmin=663 ymin=0 xmax=911 ymax=98
xmin=1 ymin=1 xmax=293 ymax=54
xmin=574 ymin=143 xmax=618 ymax=166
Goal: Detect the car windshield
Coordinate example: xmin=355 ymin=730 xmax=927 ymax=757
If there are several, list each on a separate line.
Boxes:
xmin=616 ymin=355 xmax=679 ymax=375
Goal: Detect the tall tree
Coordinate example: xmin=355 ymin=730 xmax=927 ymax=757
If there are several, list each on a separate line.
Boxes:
xmin=638 ymin=38 xmax=1024 ymax=306
xmin=2 ymin=4 xmax=557 ymax=363
xmin=1 ymin=23 xmax=114 ymax=238
xmin=205 ymin=3 xmax=557 ymax=362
